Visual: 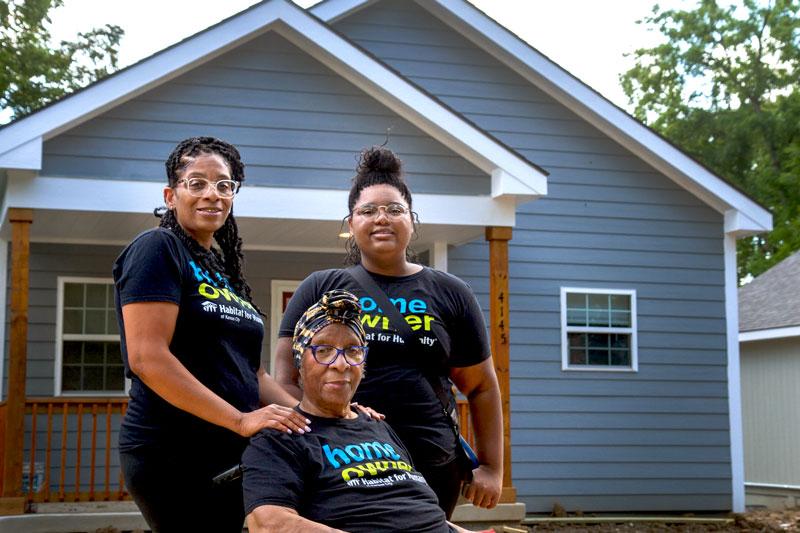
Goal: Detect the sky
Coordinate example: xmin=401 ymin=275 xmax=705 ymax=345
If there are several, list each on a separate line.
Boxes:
xmin=40 ymin=0 xmax=691 ymax=114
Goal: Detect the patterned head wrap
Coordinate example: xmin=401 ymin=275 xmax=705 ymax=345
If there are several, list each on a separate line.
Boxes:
xmin=292 ymin=289 xmax=367 ymax=368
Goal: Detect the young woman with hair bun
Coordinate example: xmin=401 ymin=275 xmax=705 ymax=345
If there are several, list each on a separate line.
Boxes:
xmin=275 ymin=146 xmax=503 ymax=518
xmin=114 ymin=137 xmax=310 ymax=532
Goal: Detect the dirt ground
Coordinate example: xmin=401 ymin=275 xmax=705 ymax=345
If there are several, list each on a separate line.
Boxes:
xmin=517 ymin=509 xmax=800 ymax=532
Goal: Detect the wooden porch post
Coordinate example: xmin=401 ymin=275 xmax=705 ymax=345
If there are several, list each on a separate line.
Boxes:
xmin=485 ymin=226 xmax=516 ymax=503
xmin=1 ymin=208 xmax=33 ymax=515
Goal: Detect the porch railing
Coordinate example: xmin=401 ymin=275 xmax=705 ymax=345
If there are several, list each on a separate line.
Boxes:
xmin=456 ymin=399 xmax=475 ymax=448
xmin=10 ymin=397 xmax=472 ymax=504
xmin=23 ymin=397 xmax=129 ymax=503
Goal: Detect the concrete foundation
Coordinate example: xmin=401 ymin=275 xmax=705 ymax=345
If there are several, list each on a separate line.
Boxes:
xmin=451 ymin=502 xmax=527 ymax=531
xmin=746 ymin=484 xmax=800 ymax=510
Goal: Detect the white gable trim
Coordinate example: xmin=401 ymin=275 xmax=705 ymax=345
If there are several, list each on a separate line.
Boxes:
xmin=740 ymin=325 xmax=800 ymax=343
xmin=724 ymin=209 xmax=766 ymax=237
xmin=426 ymin=0 xmax=770 ymax=234
xmin=491 ymin=169 xmax=538 ymax=201
xmin=3 ymin=176 xmax=517 ymax=227
xmin=310 ymin=0 xmax=381 ymax=23
xmin=0 ymin=7 xmax=285 ymax=158
xmin=269 ymin=17 xmax=546 ymax=198
xmin=0 ymin=0 xmax=547 ymax=201
xmin=0 ymin=137 xmax=42 ymax=170
xmin=314 ymin=0 xmax=771 ymax=235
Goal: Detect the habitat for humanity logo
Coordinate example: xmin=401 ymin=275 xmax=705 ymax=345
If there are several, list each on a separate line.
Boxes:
xmin=202 ymin=301 xmax=218 ymax=312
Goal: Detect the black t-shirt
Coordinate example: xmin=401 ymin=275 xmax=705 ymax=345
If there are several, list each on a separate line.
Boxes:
xmin=242 ymin=409 xmax=450 ymax=533
xmin=279 ymin=267 xmax=490 ymax=467
xmin=113 ymin=228 xmax=265 ymax=455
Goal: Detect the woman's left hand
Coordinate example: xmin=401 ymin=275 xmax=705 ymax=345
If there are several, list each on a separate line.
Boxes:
xmin=350 ymin=402 xmax=385 ymax=420
xmin=461 ymin=464 xmax=502 ymax=509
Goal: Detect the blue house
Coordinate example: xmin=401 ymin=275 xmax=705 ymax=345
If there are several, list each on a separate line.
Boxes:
xmin=0 ymin=0 xmax=772 ymax=516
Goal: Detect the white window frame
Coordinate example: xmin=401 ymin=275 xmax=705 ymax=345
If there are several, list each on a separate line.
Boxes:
xmin=55 ymin=276 xmax=128 ymax=396
xmin=560 ymin=287 xmax=638 ymax=372
xmin=269 ymin=279 xmax=301 ymax=375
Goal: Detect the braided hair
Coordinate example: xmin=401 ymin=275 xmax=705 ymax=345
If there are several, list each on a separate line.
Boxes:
xmin=344 ymin=146 xmax=418 ymax=265
xmin=156 ymin=136 xmax=261 ymax=314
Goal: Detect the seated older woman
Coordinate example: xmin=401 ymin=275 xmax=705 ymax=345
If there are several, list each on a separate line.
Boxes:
xmin=242 ymin=290 xmax=474 ymax=533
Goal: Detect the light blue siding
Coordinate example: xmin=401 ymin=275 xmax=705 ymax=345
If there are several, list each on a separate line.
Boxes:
xmin=41 ymin=33 xmax=488 ymax=195
xmin=336 ymin=0 xmax=730 ymax=512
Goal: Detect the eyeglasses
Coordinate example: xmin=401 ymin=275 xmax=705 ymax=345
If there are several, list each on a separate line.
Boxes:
xmin=176 ymin=178 xmax=240 ymax=198
xmin=308 ymin=344 xmax=368 ymax=366
xmin=353 ymin=203 xmax=409 ymax=219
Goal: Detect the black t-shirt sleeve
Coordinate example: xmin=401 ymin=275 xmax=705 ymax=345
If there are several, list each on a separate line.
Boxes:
xmin=278 ymin=272 xmax=323 ymax=338
xmin=445 ymin=276 xmax=491 ymax=368
xmin=115 ymin=230 xmax=182 ymax=306
xmin=242 ymin=431 xmax=305 ymax=514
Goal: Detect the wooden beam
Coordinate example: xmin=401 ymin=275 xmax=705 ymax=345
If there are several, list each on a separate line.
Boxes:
xmin=485 ymin=226 xmax=516 ymax=503
xmin=2 ymin=208 xmax=32 ymax=509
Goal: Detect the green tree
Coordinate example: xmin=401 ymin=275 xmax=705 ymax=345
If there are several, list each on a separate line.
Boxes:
xmin=620 ymin=0 xmax=800 ymax=281
xmin=0 ymin=0 xmax=123 ymax=120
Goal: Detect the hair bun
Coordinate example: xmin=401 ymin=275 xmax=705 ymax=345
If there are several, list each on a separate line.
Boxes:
xmin=357 ymin=146 xmax=401 ymax=177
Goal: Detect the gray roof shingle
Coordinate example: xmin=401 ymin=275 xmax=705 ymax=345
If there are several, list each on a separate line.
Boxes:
xmin=739 ymin=250 xmax=800 ymax=332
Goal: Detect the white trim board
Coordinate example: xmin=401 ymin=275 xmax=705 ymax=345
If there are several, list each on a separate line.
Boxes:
xmin=3 ymin=176 xmax=518 ymax=227
xmin=313 ymin=0 xmax=771 ymax=235
xmin=0 ymin=0 xmax=546 ymax=202
xmin=739 ymin=326 xmax=800 ymax=343
xmin=724 ymin=234 xmax=746 ymax=512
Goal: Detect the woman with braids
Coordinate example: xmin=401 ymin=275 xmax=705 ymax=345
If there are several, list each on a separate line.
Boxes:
xmin=113 ymin=137 xmax=310 ymax=533
xmin=275 ymin=146 xmax=503 ymax=518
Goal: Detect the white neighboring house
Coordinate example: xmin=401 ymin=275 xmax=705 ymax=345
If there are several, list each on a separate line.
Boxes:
xmin=739 ymin=250 xmax=800 ymax=509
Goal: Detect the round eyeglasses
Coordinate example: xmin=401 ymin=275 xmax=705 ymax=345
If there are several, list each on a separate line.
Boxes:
xmin=177 ymin=177 xmax=240 ymax=198
xmin=352 ymin=202 xmax=409 ymax=219
xmin=308 ymin=344 xmax=368 ymax=366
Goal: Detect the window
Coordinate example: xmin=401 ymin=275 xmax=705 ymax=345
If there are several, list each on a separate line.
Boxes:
xmin=560 ymin=288 xmax=637 ymax=371
xmin=56 ymin=278 xmax=125 ymax=394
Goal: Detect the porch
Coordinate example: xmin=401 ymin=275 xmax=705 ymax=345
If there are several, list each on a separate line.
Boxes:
xmin=0 ymin=207 xmax=517 ymax=515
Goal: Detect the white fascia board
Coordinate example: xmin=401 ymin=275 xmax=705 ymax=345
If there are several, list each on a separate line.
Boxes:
xmin=272 ymin=12 xmax=547 ymax=196
xmin=491 ymin=168 xmax=540 ymax=203
xmin=5 ymin=176 xmax=516 ymax=227
xmin=309 ymin=0 xmax=380 ymax=23
xmin=740 ymin=325 xmax=800 ymax=343
xmin=725 ymin=209 xmax=772 ymax=237
xmin=0 ymin=2 xmax=291 ymax=156
xmin=0 ymin=137 xmax=42 ymax=170
xmin=391 ymin=0 xmax=770 ymax=233
xmin=7 ymin=175 xmax=165 ymax=215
